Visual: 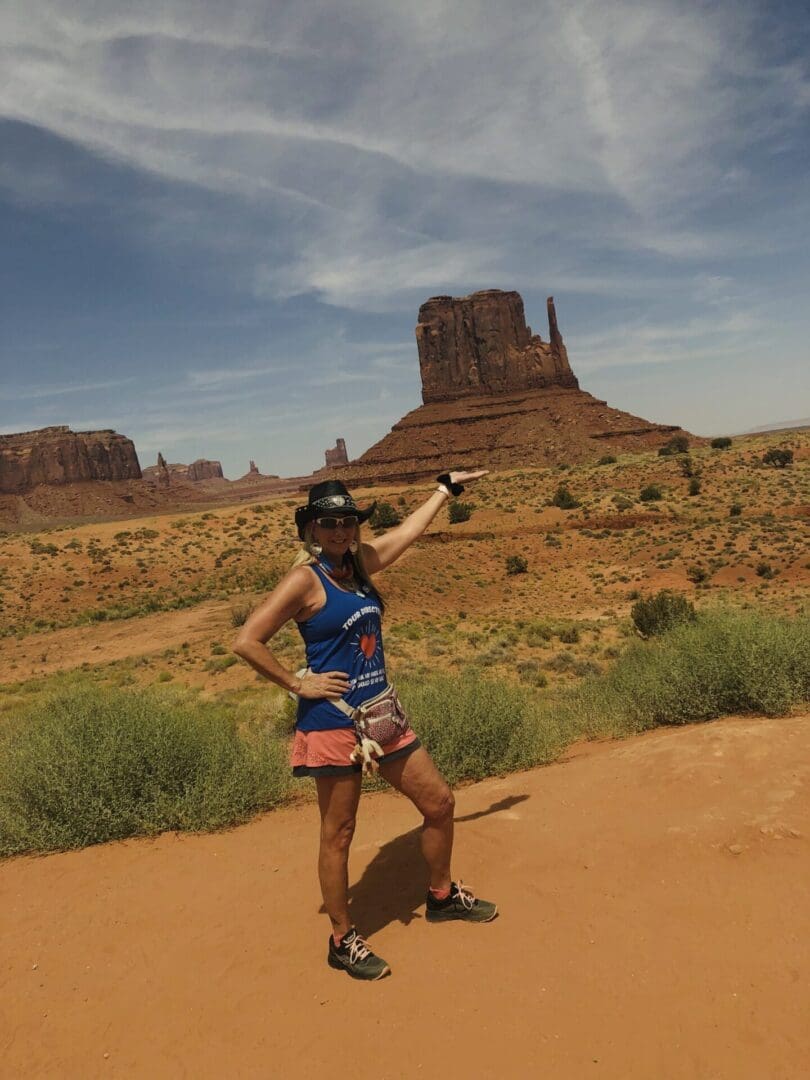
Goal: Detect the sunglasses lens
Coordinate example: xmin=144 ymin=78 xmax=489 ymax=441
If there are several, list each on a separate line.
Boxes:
xmin=316 ymin=515 xmax=358 ymax=529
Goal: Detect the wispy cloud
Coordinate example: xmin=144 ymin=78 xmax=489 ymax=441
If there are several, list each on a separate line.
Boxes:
xmin=1 ymin=1 xmax=809 ymax=472
xmin=2 ymin=376 xmax=136 ymax=401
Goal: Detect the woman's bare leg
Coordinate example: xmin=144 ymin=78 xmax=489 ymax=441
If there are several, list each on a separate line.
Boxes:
xmin=379 ymin=747 xmax=455 ymax=890
xmin=315 ymin=773 xmax=362 ymax=939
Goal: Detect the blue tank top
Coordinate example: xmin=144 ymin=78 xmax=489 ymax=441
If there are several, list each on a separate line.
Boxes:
xmin=295 ymin=563 xmax=387 ymax=732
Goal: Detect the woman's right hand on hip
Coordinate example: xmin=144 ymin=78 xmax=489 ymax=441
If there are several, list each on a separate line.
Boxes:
xmin=298 ymin=670 xmax=351 ymax=699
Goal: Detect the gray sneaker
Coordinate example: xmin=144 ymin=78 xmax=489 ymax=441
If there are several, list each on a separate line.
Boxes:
xmin=425 ymin=881 xmax=498 ymax=923
xmin=327 ymin=929 xmax=391 ymax=980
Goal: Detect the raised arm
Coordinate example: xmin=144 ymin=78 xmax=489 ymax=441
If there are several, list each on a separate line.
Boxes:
xmin=362 ymin=470 xmax=488 ymax=573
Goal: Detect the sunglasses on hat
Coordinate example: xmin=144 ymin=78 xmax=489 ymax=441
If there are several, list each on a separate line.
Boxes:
xmin=315 ymin=514 xmax=359 ymax=530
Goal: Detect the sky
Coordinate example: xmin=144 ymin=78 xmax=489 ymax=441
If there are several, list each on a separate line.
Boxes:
xmin=2 ymin=0 xmax=809 ymax=480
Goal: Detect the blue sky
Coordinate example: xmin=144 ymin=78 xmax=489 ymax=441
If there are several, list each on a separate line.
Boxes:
xmin=2 ymin=0 xmax=809 ymax=479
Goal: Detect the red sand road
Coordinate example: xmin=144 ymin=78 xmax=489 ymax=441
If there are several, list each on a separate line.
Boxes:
xmin=1 ymin=715 xmax=809 ymax=1080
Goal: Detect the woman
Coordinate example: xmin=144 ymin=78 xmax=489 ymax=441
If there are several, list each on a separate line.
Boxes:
xmin=233 ymin=473 xmax=497 ymax=980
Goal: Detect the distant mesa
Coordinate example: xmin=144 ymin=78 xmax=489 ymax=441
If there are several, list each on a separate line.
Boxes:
xmin=417 ymin=290 xmax=578 ymax=402
xmin=142 ymin=454 xmax=225 ymax=484
xmin=334 ymin=289 xmax=694 ymax=485
xmin=0 ymin=426 xmax=141 ymax=495
xmin=324 ymin=439 xmax=349 ymax=468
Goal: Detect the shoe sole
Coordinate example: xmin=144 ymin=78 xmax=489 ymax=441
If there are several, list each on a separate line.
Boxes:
xmin=327 ymin=954 xmax=391 ymax=980
xmin=426 ymin=905 xmax=498 ymax=923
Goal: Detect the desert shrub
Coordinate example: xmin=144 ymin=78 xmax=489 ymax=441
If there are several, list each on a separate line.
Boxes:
xmin=631 ymin=590 xmax=696 ymax=637
xmin=230 ymin=600 xmax=254 ymax=627
xmin=711 ymin=437 xmax=732 ymax=449
xmin=612 ymin=495 xmax=634 ymax=512
xmin=0 ymin=682 xmax=292 ymax=856
xmin=525 ymin=621 xmax=553 ymax=645
xmin=688 ymin=478 xmax=701 ymax=496
xmin=397 ymin=672 xmax=538 ymax=781
xmin=677 ymin=456 xmax=697 ymax=478
xmin=687 ymin=564 xmax=708 ymax=584
xmin=729 ymin=503 xmax=743 ymax=517
xmin=639 ymin=485 xmax=662 ymax=502
xmin=756 ymin=562 xmax=776 ymax=579
xmin=658 ymin=435 xmax=689 ymax=456
xmin=505 ymin=554 xmax=528 ymax=575
xmin=570 ymin=609 xmax=810 ymax=732
xmin=668 ymin=435 xmax=690 ymax=454
xmin=762 ymin=448 xmax=793 ymax=468
xmin=597 ymin=455 xmax=617 ymax=465
xmin=551 ymin=484 xmax=580 ymax=510
xmin=558 ymin=626 xmax=580 ymax=644
xmin=370 ymin=502 xmax=401 ymax=529
xmin=448 ymin=500 xmax=474 ymax=524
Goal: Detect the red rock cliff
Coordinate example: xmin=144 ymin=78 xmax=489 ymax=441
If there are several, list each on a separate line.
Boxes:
xmin=416 ymin=290 xmax=578 ymax=403
xmin=0 ymin=426 xmax=141 ymax=494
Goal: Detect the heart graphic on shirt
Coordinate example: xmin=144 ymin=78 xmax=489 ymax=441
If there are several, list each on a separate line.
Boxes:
xmin=359 ymin=633 xmax=377 ymax=659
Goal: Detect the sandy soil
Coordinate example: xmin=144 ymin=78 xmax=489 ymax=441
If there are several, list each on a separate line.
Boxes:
xmin=1 ymin=715 xmax=808 ymax=1079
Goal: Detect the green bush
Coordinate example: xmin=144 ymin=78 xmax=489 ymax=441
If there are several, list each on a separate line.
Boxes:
xmin=570 ymin=609 xmax=810 ymax=732
xmin=756 ymin=562 xmax=776 ymax=580
xmin=688 ymin=477 xmax=701 ymax=496
xmin=762 ymin=448 xmax=793 ymax=468
xmin=711 ymin=437 xmax=732 ymax=449
xmin=729 ymin=503 xmax=743 ymax=517
xmin=597 ymin=455 xmax=617 ymax=465
xmin=631 ymin=590 xmax=696 ymax=637
xmin=639 ymin=485 xmax=663 ymax=502
xmin=668 ymin=435 xmax=690 ymax=454
xmin=551 ymin=484 xmax=580 ymax=510
xmin=448 ymin=500 xmax=474 ymax=524
xmin=0 ymin=683 xmax=292 ymax=856
xmin=558 ymin=626 xmax=581 ymax=644
xmin=505 ymin=554 xmax=528 ymax=575
xmin=677 ymin=456 xmax=697 ymax=478
xmin=371 ymin=502 xmax=401 ymax=529
xmin=397 ymin=672 xmax=541 ymax=782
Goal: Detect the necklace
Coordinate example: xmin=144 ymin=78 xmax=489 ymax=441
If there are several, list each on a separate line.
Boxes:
xmin=317 ymin=556 xmax=369 ymax=596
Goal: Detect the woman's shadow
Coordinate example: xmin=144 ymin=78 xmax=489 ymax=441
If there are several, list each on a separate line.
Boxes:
xmin=320 ymin=794 xmax=529 ymax=936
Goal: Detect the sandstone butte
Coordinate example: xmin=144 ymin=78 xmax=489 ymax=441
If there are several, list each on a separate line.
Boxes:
xmin=333 ymin=290 xmax=693 ymax=486
xmin=141 ymin=455 xmax=226 ymax=483
xmin=0 ymin=426 xmax=141 ymax=495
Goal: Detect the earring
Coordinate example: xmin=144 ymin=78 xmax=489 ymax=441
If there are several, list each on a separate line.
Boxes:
xmin=349 ymin=540 xmax=358 ymax=554
xmin=310 ymin=541 xmax=322 ymax=556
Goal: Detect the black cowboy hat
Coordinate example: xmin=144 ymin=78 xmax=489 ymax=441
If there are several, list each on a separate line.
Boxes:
xmin=294 ymin=481 xmax=376 ymax=539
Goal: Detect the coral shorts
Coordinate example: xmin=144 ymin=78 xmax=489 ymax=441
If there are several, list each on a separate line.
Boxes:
xmin=290 ymin=725 xmax=420 ymax=777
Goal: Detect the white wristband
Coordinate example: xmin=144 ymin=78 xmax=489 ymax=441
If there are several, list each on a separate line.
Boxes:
xmin=436 ymin=484 xmax=451 ymax=498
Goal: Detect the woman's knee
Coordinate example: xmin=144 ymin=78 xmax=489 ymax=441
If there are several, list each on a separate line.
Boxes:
xmin=423 ymin=784 xmax=455 ymax=824
xmin=321 ymin=815 xmax=357 ymax=852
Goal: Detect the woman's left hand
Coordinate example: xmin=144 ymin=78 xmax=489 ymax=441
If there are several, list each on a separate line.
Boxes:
xmin=450 ymin=469 xmax=489 ymax=485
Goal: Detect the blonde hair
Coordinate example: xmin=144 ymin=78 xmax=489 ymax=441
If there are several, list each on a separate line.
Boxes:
xmin=292 ymin=522 xmax=384 ymax=614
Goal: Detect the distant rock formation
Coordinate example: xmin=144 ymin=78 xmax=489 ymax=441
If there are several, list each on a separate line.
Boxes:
xmin=157 ymin=452 xmax=170 ymax=487
xmin=324 ymin=439 xmax=349 ymax=468
xmin=416 ymin=290 xmax=578 ymax=403
xmin=331 ymin=290 xmax=695 ymax=485
xmin=0 ymin=426 xmax=141 ymax=494
xmin=187 ymin=459 xmax=224 ymax=481
xmin=143 ymin=456 xmax=225 ymax=483
xmin=249 ymin=460 xmax=259 ymax=474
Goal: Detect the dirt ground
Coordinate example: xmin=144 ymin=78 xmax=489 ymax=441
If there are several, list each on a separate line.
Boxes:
xmin=1 ymin=714 xmax=808 ymax=1080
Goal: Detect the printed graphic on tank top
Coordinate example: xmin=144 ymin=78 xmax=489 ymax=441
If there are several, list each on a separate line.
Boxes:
xmin=296 ymin=563 xmax=387 ymax=732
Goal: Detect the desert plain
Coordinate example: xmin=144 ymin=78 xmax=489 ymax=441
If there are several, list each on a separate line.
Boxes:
xmin=0 ymin=427 xmax=808 ymax=1079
